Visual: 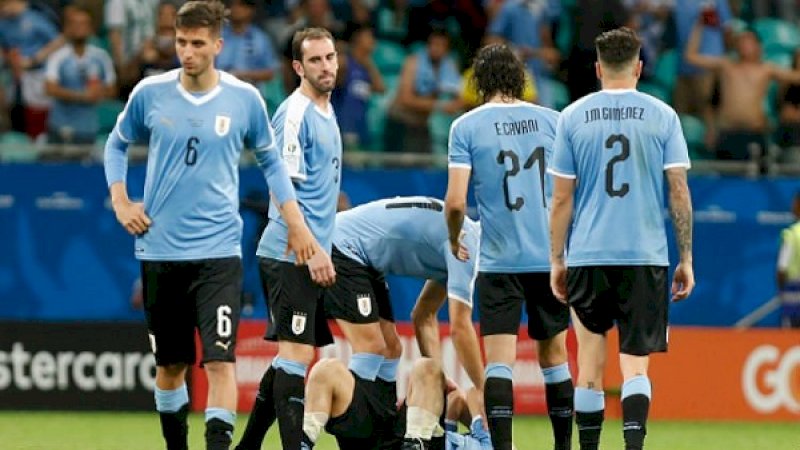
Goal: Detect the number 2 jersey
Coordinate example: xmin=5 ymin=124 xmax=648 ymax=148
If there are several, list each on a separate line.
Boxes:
xmin=448 ymin=102 xmax=559 ymax=273
xmin=110 ymin=69 xmax=279 ymax=261
xmin=549 ymin=89 xmax=691 ymax=267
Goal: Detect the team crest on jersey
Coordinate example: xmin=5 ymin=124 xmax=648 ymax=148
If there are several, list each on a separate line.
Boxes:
xmin=291 ymin=312 xmax=307 ymax=335
xmin=215 ymin=115 xmax=231 ymax=137
xmin=357 ymin=294 xmax=372 ymax=317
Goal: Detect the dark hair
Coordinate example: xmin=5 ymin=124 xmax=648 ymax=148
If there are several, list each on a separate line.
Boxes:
xmin=175 ymin=0 xmax=226 ymax=36
xmin=428 ymin=27 xmax=450 ymax=43
xmin=292 ymin=27 xmax=335 ymax=61
xmin=471 ymin=44 xmax=525 ymax=102
xmin=595 ymin=27 xmax=641 ymax=70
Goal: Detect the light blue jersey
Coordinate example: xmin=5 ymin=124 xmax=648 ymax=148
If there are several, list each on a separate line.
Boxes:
xmin=549 ymin=89 xmax=691 ymax=266
xmin=334 ymin=197 xmax=480 ymax=305
xmin=257 ymin=90 xmax=343 ymax=262
xmin=105 ymin=69 xmax=290 ymax=261
xmin=448 ymin=102 xmax=559 ymax=273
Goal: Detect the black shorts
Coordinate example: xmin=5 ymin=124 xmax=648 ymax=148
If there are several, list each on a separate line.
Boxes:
xmin=141 ymin=257 xmax=242 ymax=366
xmin=325 ymin=246 xmax=394 ymax=324
xmin=477 ymin=272 xmax=569 ymax=340
xmin=568 ymin=265 xmax=669 ymax=356
xmin=260 ymin=257 xmax=334 ymax=347
xmin=326 ymin=374 xmax=398 ymax=448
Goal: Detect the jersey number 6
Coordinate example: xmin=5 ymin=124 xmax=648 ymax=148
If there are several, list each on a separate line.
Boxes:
xmin=185 ymin=136 xmax=200 ymax=166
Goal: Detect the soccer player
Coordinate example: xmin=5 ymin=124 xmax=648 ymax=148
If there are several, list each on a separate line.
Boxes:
xmin=236 ymin=27 xmax=341 ymax=450
xmin=300 ymin=356 xmax=493 ymax=450
xmin=103 ymin=2 xmax=319 ymax=449
xmin=445 ymin=44 xmax=574 ymax=450
xmin=548 ymin=28 xmax=694 ymax=450
xmin=324 ymin=196 xmax=483 ymax=416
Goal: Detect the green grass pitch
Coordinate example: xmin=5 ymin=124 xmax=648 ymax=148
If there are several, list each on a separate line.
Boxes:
xmin=0 ymin=412 xmax=797 ymax=449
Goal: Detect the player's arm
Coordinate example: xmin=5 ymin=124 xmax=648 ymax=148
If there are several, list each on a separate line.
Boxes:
xmin=777 ymin=232 xmax=792 ymax=290
xmin=445 ymin=167 xmax=471 ymax=260
xmin=685 ymin=21 xmax=727 ymax=71
xmin=768 ymin=64 xmax=800 ymax=85
xmin=396 ymin=55 xmax=439 ymax=114
xmin=410 ymin=280 xmax=447 ymax=360
xmin=549 ymin=175 xmax=574 ymax=302
xmin=666 ymin=167 xmax=695 ymax=301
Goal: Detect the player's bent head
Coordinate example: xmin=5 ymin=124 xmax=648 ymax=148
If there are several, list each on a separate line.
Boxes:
xmin=470 ymin=43 xmax=525 ymax=103
xmin=175 ymin=0 xmax=226 ymax=37
xmin=595 ymin=27 xmax=642 ymax=77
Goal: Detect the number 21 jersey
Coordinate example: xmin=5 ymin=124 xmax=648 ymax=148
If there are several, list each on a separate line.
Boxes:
xmin=549 ymin=89 xmax=690 ymax=267
xmin=448 ymin=102 xmax=559 ymax=273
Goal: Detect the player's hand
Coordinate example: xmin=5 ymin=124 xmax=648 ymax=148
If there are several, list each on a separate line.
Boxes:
xmin=671 ymin=261 xmax=695 ymax=301
xmin=285 ymin=222 xmax=318 ymax=265
xmin=450 ymin=231 xmax=470 ymax=262
xmin=113 ymin=200 xmax=151 ymax=235
xmin=307 ymin=249 xmax=336 ymax=287
xmin=550 ymin=260 xmax=568 ymax=304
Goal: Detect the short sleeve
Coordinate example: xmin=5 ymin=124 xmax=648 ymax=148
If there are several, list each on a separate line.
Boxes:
xmin=44 ymin=50 xmax=62 ymax=81
xmin=448 ymin=119 xmax=472 ymax=169
xmin=276 ymin=99 xmax=308 ymax=181
xmin=663 ymin=112 xmax=691 ymax=170
xmin=116 ymin=85 xmax=146 ymax=143
xmin=548 ymin=113 xmax=576 ymax=179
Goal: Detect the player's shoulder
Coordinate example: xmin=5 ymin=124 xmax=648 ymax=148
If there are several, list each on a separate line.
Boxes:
xmin=559 ymin=91 xmax=599 ymax=119
xmin=219 ymin=71 xmax=264 ymax=100
xmin=274 ymin=89 xmax=313 ymax=124
xmin=48 ymin=45 xmax=72 ymax=64
xmin=634 ymin=90 xmax=679 ymax=119
xmin=129 ymin=69 xmax=179 ymax=100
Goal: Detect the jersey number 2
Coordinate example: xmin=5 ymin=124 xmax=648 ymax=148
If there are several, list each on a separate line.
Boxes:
xmin=185 ymin=137 xmax=199 ymax=166
xmin=497 ymin=147 xmax=546 ymax=211
xmin=605 ymin=134 xmax=630 ymax=198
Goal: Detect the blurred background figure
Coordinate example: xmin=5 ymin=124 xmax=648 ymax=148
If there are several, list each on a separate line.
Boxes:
xmin=104 ymin=0 xmax=158 ymax=99
xmin=217 ymin=0 xmax=279 ymax=88
xmin=0 ymin=0 xmax=63 ymax=140
xmin=139 ymin=1 xmax=179 ymax=77
xmin=776 ymin=191 xmax=800 ymax=328
xmin=384 ymin=28 xmax=461 ymax=154
xmin=486 ymin=0 xmax=560 ymax=106
xmin=44 ymin=4 xmax=115 ymax=145
xmin=775 ymin=50 xmax=800 ymax=162
xmin=332 ymin=25 xmax=385 ymax=151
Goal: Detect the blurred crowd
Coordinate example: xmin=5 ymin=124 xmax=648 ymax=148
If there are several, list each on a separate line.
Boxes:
xmin=0 ymin=0 xmax=800 ymax=164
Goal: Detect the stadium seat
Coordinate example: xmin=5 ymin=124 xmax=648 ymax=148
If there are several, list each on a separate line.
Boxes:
xmin=429 ymin=110 xmax=455 ymax=156
xmin=261 ymin=75 xmax=286 ymax=116
xmin=653 ymin=49 xmax=678 ymax=92
xmin=639 ymin=82 xmax=670 ymax=103
xmin=366 ymin=74 xmax=399 ymax=152
xmin=374 ymin=40 xmax=407 ymax=75
xmin=555 ymin=11 xmax=573 ymax=55
xmin=679 ymin=114 xmax=706 ymax=159
xmin=0 ymin=131 xmax=37 ymax=162
xmin=97 ymin=99 xmax=124 ymax=134
xmin=540 ymin=78 xmax=570 ymax=111
xmin=753 ymin=18 xmax=800 ymax=53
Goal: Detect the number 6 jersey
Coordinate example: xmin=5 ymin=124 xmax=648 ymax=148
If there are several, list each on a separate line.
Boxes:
xmin=448 ymin=102 xmax=559 ymax=273
xmin=548 ymin=89 xmax=691 ymax=267
xmin=108 ymin=69 xmax=283 ymax=261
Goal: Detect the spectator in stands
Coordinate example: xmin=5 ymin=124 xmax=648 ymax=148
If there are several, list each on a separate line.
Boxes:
xmin=332 ymin=26 xmax=385 ymax=151
xmin=104 ymin=0 xmax=158 ymax=98
xmin=384 ymin=28 xmax=461 ymax=154
xmin=44 ymin=4 xmax=115 ymax=145
xmin=625 ymin=0 xmax=675 ymax=79
xmin=0 ymin=0 xmax=63 ymax=139
xmin=776 ymin=50 xmax=800 ymax=162
xmin=686 ymin=22 xmax=800 ymax=160
xmin=776 ymin=191 xmax=800 ymax=328
xmin=487 ymin=0 xmax=560 ymax=107
xmin=139 ymin=1 xmax=179 ymax=77
xmin=280 ymin=0 xmax=343 ymax=93
xmin=566 ymin=0 xmax=631 ymax=101
xmin=673 ymin=0 xmax=734 ymax=149
xmin=216 ymin=0 xmax=279 ymax=88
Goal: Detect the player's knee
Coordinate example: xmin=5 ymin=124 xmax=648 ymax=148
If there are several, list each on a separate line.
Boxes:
xmin=537 ymin=333 xmax=569 ymax=367
xmin=308 ymin=358 xmax=347 ymax=385
xmin=158 ymin=363 xmax=188 ymax=381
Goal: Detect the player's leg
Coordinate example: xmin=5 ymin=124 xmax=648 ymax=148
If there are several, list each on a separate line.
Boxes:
xmin=402 ymin=358 xmax=447 ymax=449
xmin=615 ymin=266 xmax=669 ymax=450
xmin=324 ymin=248 xmax=387 ymax=381
xmin=142 ymin=261 xmax=194 ymax=450
xmin=195 ymin=257 xmax=243 ymax=450
xmin=568 ymin=267 xmax=615 ymax=450
xmin=301 ymin=358 xmax=356 ymax=448
xmin=477 ymin=273 xmax=525 ymax=450
xmin=525 ymin=272 xmax=574 ymax=450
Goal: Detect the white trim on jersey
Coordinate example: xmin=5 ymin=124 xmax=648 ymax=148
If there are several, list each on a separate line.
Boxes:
xmin=448 ymin=292 xmax=472 ymax=306
xmin=664 ymin=162 xmax=692 ymax=170
xmin=176 ymin=78 xmax=222 ymax=106
xmin=448 ymin=163 xmax=472 ymax=170
xmin=547 ymin=167 xmax=577 ymax=179
xmin=282 ymin=90 xmax=311 ymax=181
